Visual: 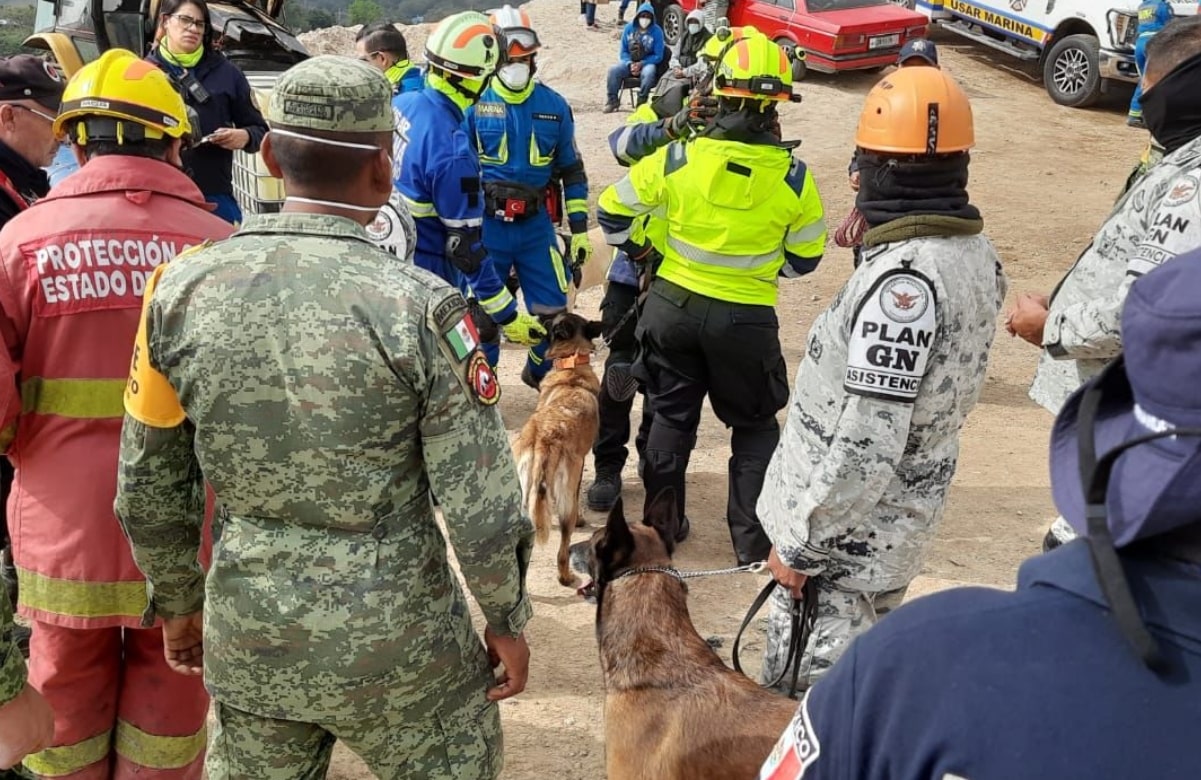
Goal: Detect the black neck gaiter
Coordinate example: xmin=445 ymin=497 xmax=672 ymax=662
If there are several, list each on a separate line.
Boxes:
xmin=856 ymin=151 xmax=980 ymax=227
xmin=1142 ymin=52 xmax=1201 ymax=155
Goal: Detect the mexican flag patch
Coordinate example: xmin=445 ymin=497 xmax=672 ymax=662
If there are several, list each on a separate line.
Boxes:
xmin=445 ymin=315 xmax=480 ymax=361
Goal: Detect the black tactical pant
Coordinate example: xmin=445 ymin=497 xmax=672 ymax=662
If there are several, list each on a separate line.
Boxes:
xmin=594 ymin=281 xmax=653 ymax=476
xmin=632 ymin=279 xmax=790 ymax=564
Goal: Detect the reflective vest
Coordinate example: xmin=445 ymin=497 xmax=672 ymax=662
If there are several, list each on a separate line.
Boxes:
xmin=600 ymin=136 xmax=826 ymax=306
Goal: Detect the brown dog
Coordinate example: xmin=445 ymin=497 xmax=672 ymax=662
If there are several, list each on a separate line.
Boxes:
xmin=514 ymin=311 xmax=603 ymax=587
xmin=576 ymin=490 xmax=798 ymax=780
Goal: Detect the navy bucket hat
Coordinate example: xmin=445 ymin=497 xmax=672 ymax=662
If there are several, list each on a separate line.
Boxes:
xmin=1049 ymin=247 xmax=1201 ymax=670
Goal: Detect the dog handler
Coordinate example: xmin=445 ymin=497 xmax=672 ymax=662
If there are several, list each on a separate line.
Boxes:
xmin=597 ymin=35 xmax=826 ymax=566
xmin=760 ymin=251 xmax=1201 ymax=780
xmin=466 ymin=5 xmax=593 ymax=386
xmin=757 ymin=67 xmax=1006 ymax=692
xmin=113 ymin=56 xmax=534 ymax=778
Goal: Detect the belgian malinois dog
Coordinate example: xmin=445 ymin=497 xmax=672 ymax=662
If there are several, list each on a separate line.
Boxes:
xmin=575 ymin=490 xmax=799 ymax=779
xmin=514 ymin=311 xmax=603 ymax=588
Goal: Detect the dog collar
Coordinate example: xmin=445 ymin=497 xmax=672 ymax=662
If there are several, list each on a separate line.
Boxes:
xmin=552 ymin=351 xmax=592 ymax=371
xmin=611 ymin=565 xmax=684 ymax=582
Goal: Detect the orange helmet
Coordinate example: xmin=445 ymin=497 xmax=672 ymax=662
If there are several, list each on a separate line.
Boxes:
xmin=855 ymin=67 xmax=973 ymax=155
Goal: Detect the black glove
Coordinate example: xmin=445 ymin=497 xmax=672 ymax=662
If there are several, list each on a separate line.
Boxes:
xmin=632 ymin=243 xmax=663 ymax=270
xmin=445 ymin=229 xmax=486 ymax=276
xmin=667 ymin=95 xmax=719 ymax=139
xmin=467 ymin=298 xmax=500 ymax=345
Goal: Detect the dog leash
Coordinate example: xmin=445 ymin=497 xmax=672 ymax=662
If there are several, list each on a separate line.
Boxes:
xmin=732 ymin=578 xmax=818 ymax=700
xmin=610 ymin=562 xmax=816 ymax=699
xmin=611 ymin=560 xmax=767 ymax=582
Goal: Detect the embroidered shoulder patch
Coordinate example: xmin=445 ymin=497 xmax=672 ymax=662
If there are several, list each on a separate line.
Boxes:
xmin=467 ymin=351 xmax=500 ymax=405
xmin=444 ymin=314 xmax=481 ymax=361
xmin=844 ymin=270 xmax=938 ymax=403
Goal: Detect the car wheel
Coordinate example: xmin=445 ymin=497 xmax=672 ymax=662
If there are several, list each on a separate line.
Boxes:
xmin=662 ymin=4 xmax=685 ymax=46
xmin=774 ymin=37 xmax=807 ymax=82
xmin=1042 ymin=34 xmax=1101 ymax=108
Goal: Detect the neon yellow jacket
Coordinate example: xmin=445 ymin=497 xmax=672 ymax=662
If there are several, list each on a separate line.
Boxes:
xmin=598 ymin=136 xmax=826 ymax=306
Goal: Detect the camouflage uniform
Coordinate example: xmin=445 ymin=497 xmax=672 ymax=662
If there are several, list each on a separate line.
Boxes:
xmin=112 ymin=57 xmax=534 ymax=780
xmin=0 ymin=585 xmax=23 ymax=713
xmin=758 ymin=220 xmax=1007 ymax=690
xmin=1029 ymin=134 xmax=1201 ymax=413
xmin=1117 ymin=139 xmax=1165 ymax=203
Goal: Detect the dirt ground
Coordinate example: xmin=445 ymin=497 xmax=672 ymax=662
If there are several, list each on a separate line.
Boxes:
xmin=320 ymin=7 xmax=1148 ymax=778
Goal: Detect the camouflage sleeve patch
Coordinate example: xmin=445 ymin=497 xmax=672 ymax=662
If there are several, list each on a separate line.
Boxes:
xmin=429 ymin=290 xmax=501 ymax=407
xmin=844 ymin=270 xmax=938 ymax=403
xmin=125 ymin=263 xmax=187 ymax=428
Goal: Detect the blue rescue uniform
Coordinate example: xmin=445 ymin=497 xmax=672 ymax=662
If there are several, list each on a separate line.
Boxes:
xmin=760 ymin=541 xmax=1201 ymax=780
xmin=467 ymin=80 xmax=588 ymax=376
xmin=1130 ymin=0 xmax=1175 ymax=119
xmin=393 ymin=87 xmax=517 ymax=333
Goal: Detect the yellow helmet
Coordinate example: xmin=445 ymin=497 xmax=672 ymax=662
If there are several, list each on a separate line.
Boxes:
xmin=425 ymin=11 xmax=502 ymax=79
xmin=855 ymin=66 xmax=974 ymax=155
xmin=712 ymin=33 xmax=793 ymax=102
xmin=53 ymin=48 xmax=191 ymax=145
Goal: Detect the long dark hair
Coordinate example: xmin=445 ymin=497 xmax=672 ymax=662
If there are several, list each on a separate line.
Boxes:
xmin=158 ymin=0 xmax=214 ymax=51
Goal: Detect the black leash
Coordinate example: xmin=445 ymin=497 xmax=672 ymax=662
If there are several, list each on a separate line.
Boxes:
xmin=732 ymin=577 xmax=818 ymax=699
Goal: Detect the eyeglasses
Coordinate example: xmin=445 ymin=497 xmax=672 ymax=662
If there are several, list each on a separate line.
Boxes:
xmin=170 ymin=14 xmax=206 ymax=31
xmin=7 ymin=104 xmax=55 ymax=124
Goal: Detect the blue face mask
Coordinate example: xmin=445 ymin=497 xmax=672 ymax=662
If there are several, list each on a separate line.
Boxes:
xmin=687 ymin=21 xmax=701 ymax=33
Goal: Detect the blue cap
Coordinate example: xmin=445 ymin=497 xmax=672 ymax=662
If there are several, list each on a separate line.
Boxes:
xmin=1050 ymin=249 xmax=1201 ymax=546
xmin=897 ymin=38 xmax=938 ymax=66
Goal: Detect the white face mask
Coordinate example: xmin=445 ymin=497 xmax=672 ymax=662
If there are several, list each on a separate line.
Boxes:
xmin=638 ymin=17 xmax=651 ymax=28
xmin=687 ymin=21 xmax=701 ymax=33
xmin=269 ymin=128 xmax=393 ymax=215
xmin=497 ymin=61 xmax=532 ymax=91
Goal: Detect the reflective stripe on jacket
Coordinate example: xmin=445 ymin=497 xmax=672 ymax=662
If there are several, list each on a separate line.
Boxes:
xmin=598 ymin=136 xmax=826 ymax=306
xmin=0 ymin=155 xmax=231 ymax=628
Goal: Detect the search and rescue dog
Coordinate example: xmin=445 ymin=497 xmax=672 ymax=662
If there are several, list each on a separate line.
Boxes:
xmin=574 ymin=491 xmax=798 ymax=780
xmin=513 ymin=311 xmax=603 ymax=588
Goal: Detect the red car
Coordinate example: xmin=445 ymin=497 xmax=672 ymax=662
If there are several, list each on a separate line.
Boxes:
xmin=659 ymin=0 xmax=929 ymax=78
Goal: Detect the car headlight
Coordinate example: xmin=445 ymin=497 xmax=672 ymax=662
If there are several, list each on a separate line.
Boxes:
xmin=1107 ymin=9 xmax=1138 ymax=49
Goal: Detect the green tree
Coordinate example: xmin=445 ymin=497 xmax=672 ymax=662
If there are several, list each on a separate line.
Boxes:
xmin=347 ymin=0 xmax=384 ymax=25
xmin=306 ymin=8 xmax=337 ymax=28
xmin=0 ymin=6 xmax=37 ymax=59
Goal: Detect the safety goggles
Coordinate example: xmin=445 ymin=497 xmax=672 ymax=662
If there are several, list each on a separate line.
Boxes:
xmin=503 ymin=26 xmax=540 ymax=57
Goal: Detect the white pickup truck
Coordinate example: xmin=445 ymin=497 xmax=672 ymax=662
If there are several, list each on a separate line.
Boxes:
xmin=914 ymin=0 xmax=1195 ymax=108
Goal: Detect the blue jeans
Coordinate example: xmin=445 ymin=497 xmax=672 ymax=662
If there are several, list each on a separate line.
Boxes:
xmin=619 ymin=0 xmax=633 ymax=16
xmin=1129 ymin=31 xmax=1153 ymax=118
xmin=584 ymin=2 xmax=597 ymax=24
xmin=607 ymin=61 xmax=658 ymax=104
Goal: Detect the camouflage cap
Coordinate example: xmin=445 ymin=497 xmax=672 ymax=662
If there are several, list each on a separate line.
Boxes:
xmin=266 ymin=55 xmax=394 ymax=133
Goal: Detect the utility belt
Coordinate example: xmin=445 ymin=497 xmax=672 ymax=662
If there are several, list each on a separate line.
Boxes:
xmin=485 ymin=181 xmax=542 ymax=223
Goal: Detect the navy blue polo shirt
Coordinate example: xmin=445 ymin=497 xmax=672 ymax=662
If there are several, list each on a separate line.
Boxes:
xmin=761 ymin=541 xmax=1201 ymax=780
